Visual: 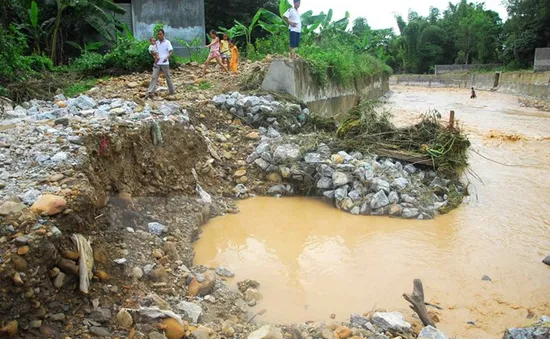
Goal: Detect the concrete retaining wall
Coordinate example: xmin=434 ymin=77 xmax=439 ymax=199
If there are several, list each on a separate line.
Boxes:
xmin=261 ymin=59 xmax=390 ymax=120
xmin=435 ymin=64 xmax=501 ymax=75
xmin=534 ymin=48 xmax=550 ymax=73
xmin=390 ymin=72 xmax=550 ymax=99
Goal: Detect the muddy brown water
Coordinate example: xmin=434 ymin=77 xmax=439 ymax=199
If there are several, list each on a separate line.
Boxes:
xmin=194 ymin=86 xmax=550 ymax=338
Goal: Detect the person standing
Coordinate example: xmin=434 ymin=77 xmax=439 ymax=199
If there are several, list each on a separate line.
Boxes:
xmin=145 ymin=29 xmax=175 ymax=99
xmin=202 ymin=30 xmax=229 ymax=76
xmin=283 ymin=0 xmax=301 ymax=59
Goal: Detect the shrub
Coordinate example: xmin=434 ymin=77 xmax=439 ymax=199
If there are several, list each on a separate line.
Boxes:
xmin=70 ymin=52 xmax=106 ymax=73
xmin=104 ymin=37 xmax=151 ymax=71
xmin=0 ymin=25 xmax=33 ymax=83
xmin=23 ymin=54 xmax=54 ymax=73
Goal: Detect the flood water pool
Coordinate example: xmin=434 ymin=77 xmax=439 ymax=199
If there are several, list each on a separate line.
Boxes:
xmin=194 ymin=86 xmax=550 ymax=338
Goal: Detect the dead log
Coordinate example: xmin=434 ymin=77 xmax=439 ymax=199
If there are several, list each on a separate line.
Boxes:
xmin=403 ymin=279 xmax=436 ymax=327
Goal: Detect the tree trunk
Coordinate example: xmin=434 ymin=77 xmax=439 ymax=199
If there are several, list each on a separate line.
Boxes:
xmin=403 ymin=279 xmax=436 ymax=328
xmin=50 ymin=2 xmax=65 ymax=64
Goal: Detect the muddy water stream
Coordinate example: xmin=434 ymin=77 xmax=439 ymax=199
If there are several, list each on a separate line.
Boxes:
xmin=194 ymin=86 xmax=550 ymax=338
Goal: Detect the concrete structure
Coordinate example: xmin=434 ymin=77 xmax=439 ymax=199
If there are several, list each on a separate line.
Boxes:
xmin=114 ymin=0 xmax=205 ymax=55
xmin=434 ymin=64 xmax=501 ymax=75
xmin=261 ymin=59 xmax=390 ymax=120
xmin=390 ymin=71 xmax=550 ymax=100
xmin=534 ymin=48 xmax=550 ymax=73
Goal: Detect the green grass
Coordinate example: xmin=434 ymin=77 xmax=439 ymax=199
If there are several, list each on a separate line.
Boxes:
xmin=197 ymin=81 xmax=212 ymax=90
xmin=64 ymin=77 xmax=109 ymax=98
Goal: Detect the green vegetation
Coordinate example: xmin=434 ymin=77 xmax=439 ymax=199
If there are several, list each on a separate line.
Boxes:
xmin=334 ymin=103 xmax=471 ymax=175
xmin=64 ymin=78 xmax=102 ymax=98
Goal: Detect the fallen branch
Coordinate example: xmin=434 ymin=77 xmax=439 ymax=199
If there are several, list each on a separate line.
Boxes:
xmin=403 ymin=279 xmax=436 ymax=327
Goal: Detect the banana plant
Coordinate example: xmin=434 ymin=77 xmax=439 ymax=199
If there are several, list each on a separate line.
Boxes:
xmin=50 ymin=0 xmax=125 ymax=64
xmin=16 ymin=1 xmax=45 ymax=53
xmin=66 ymin=41 xmax=104 ymax=54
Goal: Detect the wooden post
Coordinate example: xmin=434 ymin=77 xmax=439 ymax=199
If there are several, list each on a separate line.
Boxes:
xmin=448 ymin=110 xmax=455 ymax=130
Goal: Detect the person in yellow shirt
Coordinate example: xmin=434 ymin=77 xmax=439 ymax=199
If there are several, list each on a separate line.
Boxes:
xmin=229 ymin=40 xmax=239 ymax=73
xmin=220 ymin=33 xmax=231 ymax=68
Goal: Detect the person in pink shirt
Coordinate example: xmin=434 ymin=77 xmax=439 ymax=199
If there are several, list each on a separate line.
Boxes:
xmin=202 ymin=30 xmax=229 ymax=76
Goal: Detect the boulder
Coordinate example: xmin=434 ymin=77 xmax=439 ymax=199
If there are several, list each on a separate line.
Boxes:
xmin=332 ymin=172 xmax=351 ymax=187
xmin=392 ymin=177 xmax=409 ymax=190
xmin=372 ymin=178 xmax=390 ymax=193
xmin=371 ymin=312 xmax=411 ymax=333
xmin=304 ymin=153 xmax=322 ymax=164
xmin=248 ymin=325 xmax=283 ymax=339
xmin=187 ymin=271 xmax=216 ymax=297
xmin=273 ymin=144 xmax=301 ymax=164
xmin=30 ymin=195 xmax=67 ymax=216
xmin=349 ymin=314 xmax=370 ymax=329
xmin=542 ymin=256 xmax=550 ymax=266
xmin=402 ymin=208 xmax=420 ymax=219
xmin=74 ymin=95 xmax=96 ymax=110
xmin=317 ymin=177 xmax=333 ymax=189
xmin=418 ymin=326 xmax=448 ymax=339
xmin=371 ymin=191 xmax=390 ymax=210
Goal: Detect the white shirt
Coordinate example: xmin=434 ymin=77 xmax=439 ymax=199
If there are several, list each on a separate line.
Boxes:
xmin=284 ymin=7 xmax=301 ymax=33
xmin=156 ymin=39 xmax=173 ymax=66
xmin=148 ymin=45 xmax=158 ymax=55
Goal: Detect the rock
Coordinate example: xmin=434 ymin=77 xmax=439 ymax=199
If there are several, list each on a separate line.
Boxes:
xmin=244 ymin=288 xmax=263 ymax=303
xmin=90 ymin=308 xmax=112 ymax=323
xmin=350 ymin=314 xmax=370 ymax=329
xmin=159 ymin=103 xmax=181 ymax=116
xmin=12 ymin=256 xmax=28 ymax=272
xmin=21 ymin=188 xmax=40 ymax=205
xmin=418 ymin=326 xmax=449 ymax=339
xmin=372 ymin=312 xmax=411 ymax=333
xmin=402 ymin=208 xmax=420 ymax=219
xmin=332 ymin=172 xmax=351 ymax=187
xmin=248 ymin=325 xmax=283 ymax=339
xmin=331 ymin=154 xmax=345 ymax=164
xmin=30 ymin=320 xmax=42 ymax=329
xmin=322 ymin=329 xmax=334 ymax=339
xmin=148 ymin=222 xmax=166 ymax=236
xmin=317 ymin=177 xmax=333 ymax=189
xmin=161 ymin=318 xmax=186 ymax=339
xmin=0 ymin=201 xmax=26 ymax=216
xmin=177 ymin=301 xmax=202 ymax=323
xmin=12 ymin=272 xmax=24 ymax=286
xmin=53 ymin=272 xmax=66 ymax=288
xmin=266 ymin=172 xmax=282 ymax=183
xmin=50 ymin=313 xmax=65 ymax=322
xmin=543 ymin=256 xmax=550 ymax=266
xmin=48 ymin=173 xmax=65 ymax=182
xmin=267 ymin=126 xmax=281 ymax=138
xmin=0 ymin=321 xmax=17 ymax=336
xmin=404 ymin=164 xmax=417 ymax=174
xmin=215 ymin=266 xmax=235 ymax=278
xmin=52 ymin=151 xmax=69 ymax=162
xmin=213 ymin=95 xmax=227 ymax=106
xmin=371 ymin=190 xmax=390 ymax=209
xmin=67 ymin=135 xmax=83 ymax=145
xmin=192 ymin=326 xmax=217 ymax=339
xmin=187 ymin=271 xmax=216 ymax=297
xmin=392 ymin=178 xmax=409 ymax=190
xmin=54 ymin=117 xmax=69 ymax=127
xmin=30 ymin=195 xmax=67 ymax=216
xmin=339 ymin=198 xmax=354 ymax=211
xmin=246 ymin=132 xmax=260 ymax=140
xmin=304 ymin=153 xmax=322 ymax=163
xmin=335 ymin=187 xmax=348 ymax=201
xmin=149 ymin=332 xmax=168 ymax=339
xmin=334 ymin=326 xmax=352 ymax=339
xmin=14 ymin=236 xmax=29 ymax=247
xmin=254 ymin=158 xmax=271 ymax=171
xmin=372 ymin=178 xmax=390 ymax=193
xmin=132 ymin=267 xmax=144 ymax=279
xmin=116 ymin=308 xmax=133 ymax=328
xmin=323 ymin=190 xmax=335 ymax=200
xmin=75 ymin=95 xmax=96 ymax=109
xmin=127 ymin=81 xmax=139 ymax=88
xmin=482 ymin=275 xmax=492 ymax=281
xmin=388 ymin=191 xmax=399 ymax=204
xmin=90 ymin=326 xmax=112 ymax=337
xmin=273 ymin=144 xmax=301 ymax=164
xmin=388 ymin=204 xmax=404 ymax=216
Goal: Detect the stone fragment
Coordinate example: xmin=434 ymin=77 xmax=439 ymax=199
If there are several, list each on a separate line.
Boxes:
xmin=30 ymin=195 xmax=67 ymax=215
xmin=148 ymin=222 xmax=166 ymax=236
xmin=0 ymin=201 xmax=26 ymax=216
xmin=248 ymin=325 xmax=283 ymax=339
xmin=187 ymin=271 xmax=216 ymax=297
xmin=402 ymin=208 xmax=420 ymax=219
xmin=177 ymin=300 xmax=202 ymax=323
xmin=334 ymin=326 xmax=352 ymax=339
xmin=418 ymin=325 xmax=449 ymax=339
xmin=273 ymin=144 xmax=301 ymax=164
xmin=215 ymin=266 xmax=235 ymax=278
xmin=371 ymin=190 xmax=390 ymax=210
xmin=332 ymin=172 xmax=351 ymax=187
xmin=372 ymin=312 xmax=411 ymax=333
xmin=161 ymin=318 xmax=186 ymax=339
xmin=116 ymin=308 xmax=133 ymax=328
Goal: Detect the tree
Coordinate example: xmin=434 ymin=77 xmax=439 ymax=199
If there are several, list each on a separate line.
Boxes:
xmin=204 ymin=0 xmax=278 ymax=33
xmin=502 ymin=0 xmax=550 ymax=68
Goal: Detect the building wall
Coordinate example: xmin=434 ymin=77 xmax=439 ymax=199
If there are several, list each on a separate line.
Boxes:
xmin=132 ymin=0 xmax=206 ymax=55
xmin=434 ymin=64 xmax=501 ymax=75
xmin=534 ymin=48 xmax=550 ymax=73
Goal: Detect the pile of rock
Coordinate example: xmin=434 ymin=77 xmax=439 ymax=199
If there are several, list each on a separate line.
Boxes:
xmin=2 ymin=94 xmax=188 ymax=125
xmin=247 ymin=138 xmax=463 ymax=219
xmin=504 ymin=316 xmax=550 ymax=339
xmin=212 ymin=92 xmax=309 ymax=133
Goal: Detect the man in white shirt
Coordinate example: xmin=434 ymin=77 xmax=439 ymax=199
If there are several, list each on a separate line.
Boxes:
xmin=283 ymin=0 xmax=301 ymax=59
xmin=146 ymin=29 xmax=175 ymax=98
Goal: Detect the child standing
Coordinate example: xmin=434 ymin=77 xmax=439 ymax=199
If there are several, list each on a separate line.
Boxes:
xmin=220 ymin=33 xmax=231 ymax=68
xmin=229 ymin=40 xmax=239 ymax=73
xmin=203 ymin=30 xmax=229 ymax=76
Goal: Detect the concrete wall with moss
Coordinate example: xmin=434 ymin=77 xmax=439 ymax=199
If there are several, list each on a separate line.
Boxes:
xmin=261 ymin=59 xmax=390 ymax=121
xmin=131 ymin=0 xmax=205 ymax=55
xmin=390 ymin=72 xmax=550 ymax=99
